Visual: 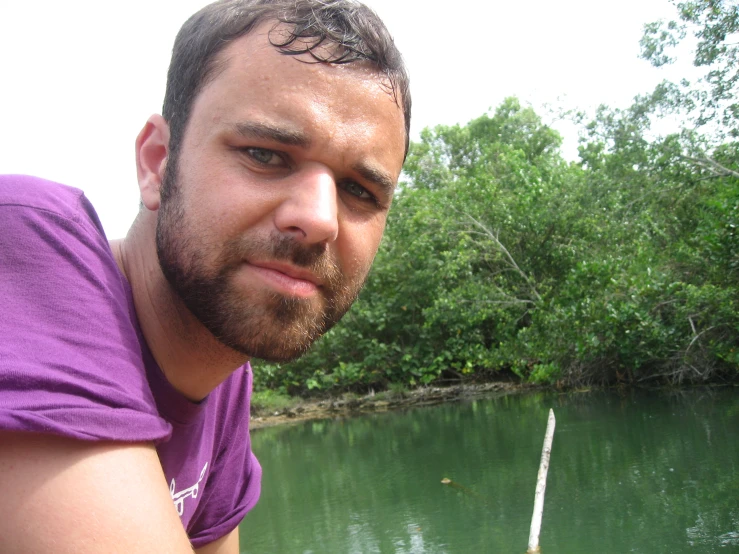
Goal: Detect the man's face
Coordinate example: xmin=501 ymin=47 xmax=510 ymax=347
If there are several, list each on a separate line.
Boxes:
xmin=156 ymin=24 xmax=406 ymax=362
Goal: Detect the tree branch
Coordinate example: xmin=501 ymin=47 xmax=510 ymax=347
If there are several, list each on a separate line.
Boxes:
xmin=457 ymin=211 xmax=543 ymax=303
xmin=681 ymin=155 xmax=739 ymax=179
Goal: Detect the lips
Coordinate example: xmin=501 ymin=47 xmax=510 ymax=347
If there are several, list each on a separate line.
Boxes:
xmin=246 ymin=261 xmax=322 ymax=298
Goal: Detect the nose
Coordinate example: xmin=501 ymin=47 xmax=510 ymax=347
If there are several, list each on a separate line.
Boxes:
xmin=274 ymin=164 xmax=339 ymax=244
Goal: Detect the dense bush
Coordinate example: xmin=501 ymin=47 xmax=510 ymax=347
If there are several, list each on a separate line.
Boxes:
xmin=252 ymin=3 xmax=739 ymax=393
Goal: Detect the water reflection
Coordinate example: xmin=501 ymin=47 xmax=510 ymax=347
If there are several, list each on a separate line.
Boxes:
xmin=241 ymin=388 xmax=739 ymax=553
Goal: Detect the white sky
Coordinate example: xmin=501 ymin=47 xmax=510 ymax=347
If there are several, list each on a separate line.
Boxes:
xmin=0 ymin=0 xmax=688 ymax=238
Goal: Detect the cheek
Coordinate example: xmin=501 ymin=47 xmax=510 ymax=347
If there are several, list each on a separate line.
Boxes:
xmin=340 ymin=221 xmax=386 ymax=276
xmin=183 ymin=172 xmax=278 ymax=239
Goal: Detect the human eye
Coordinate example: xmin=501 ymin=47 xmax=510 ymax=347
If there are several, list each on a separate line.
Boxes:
xmin=338 ymin=180 xmax=375 ymax=201
xmin=243 ymin=147 xmax=284 ymax=166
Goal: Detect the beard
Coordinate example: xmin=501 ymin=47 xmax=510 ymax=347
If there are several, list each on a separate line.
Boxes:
xmin=155 ymin=161 xmax=368 ymax=363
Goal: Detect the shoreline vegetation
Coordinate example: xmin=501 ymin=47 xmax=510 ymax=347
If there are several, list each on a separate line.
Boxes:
xmin=250 ymin=381 xmax=528 ymax=429
xmin=249 ymin=380 xmax=738 ymax=430
xmin=251 ymin=4 xmax=739 ymax=398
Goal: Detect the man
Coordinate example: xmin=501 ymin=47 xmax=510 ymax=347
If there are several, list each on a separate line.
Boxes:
xmin=0 ymin=0 xmax=410 ymax=551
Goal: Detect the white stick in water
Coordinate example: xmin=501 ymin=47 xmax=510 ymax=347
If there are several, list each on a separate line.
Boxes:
xmin=527 ymin=409 xmax=556 ymax=554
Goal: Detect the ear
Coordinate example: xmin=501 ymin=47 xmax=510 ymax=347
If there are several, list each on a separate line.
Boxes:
xmin=135 ymin=114 xmax=170 ymax=211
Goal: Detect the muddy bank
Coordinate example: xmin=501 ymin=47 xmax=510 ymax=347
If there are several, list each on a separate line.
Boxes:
xmin=250 ymin=381 xmax=534 ymax=430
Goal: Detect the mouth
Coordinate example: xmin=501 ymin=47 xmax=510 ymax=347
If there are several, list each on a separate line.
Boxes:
xmin=245 ymin=261 xmax=322 ymax=298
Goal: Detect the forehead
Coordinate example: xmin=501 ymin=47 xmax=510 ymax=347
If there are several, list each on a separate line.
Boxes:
xmin=209 ymin=23 xmax=398 ymax=110
xmin=186 ymin=22 xmax=406 ymax=170
xmin=212 ymin=21 xmax=393 ymax=85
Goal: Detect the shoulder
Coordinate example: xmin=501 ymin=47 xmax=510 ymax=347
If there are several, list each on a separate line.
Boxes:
xmin=0 ymin=174 xmax=116 ymax=296
xmin=0 ymin=174 xmax=170 ymax=443
xmin=0 ymin=174 xmax=86 ymax=217
xmin=0 ymin=174 xmax=106 ymax=239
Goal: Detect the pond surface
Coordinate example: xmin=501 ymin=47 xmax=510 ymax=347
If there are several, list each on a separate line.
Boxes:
xmin=240 ymin=387 xmax=739 ymax=553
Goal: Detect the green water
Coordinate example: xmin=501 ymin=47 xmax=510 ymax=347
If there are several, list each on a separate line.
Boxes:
xmin=240 ymin=388 xmax=739 ymax=553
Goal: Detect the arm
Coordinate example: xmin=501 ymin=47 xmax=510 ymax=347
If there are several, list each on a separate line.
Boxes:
xmin=195 ymin=529 xmax=239 ymax=554
xmin=0 ymin=432 xmax=194 ymax=554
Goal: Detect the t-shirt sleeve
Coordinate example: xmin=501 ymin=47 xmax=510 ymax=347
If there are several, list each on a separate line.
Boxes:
xmin=0 ymin=175 xmax=171 ymax=442
xmin=187 ymin=366 xmax=262 ymax=548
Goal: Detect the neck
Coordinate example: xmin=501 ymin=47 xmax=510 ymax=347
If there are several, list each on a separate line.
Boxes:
xmin=110 ymin=212 xmax=249 ymax=402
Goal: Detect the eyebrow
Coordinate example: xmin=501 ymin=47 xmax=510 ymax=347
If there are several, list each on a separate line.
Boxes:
xmin=233 ymin=120 xmax=396 ymax=199
xmin=233 ymin=121 xmax=312 ymax=149
xmin=353 ymin=162 xmax=397 ymax=200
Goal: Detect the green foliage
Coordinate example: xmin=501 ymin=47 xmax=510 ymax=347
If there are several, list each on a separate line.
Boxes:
xmin=250 ymin=390 xmax=298 ymax=416
xmin=640 ymin=0 xmax=739 ymax=136
xmin=252 ymin=24 xmax=739 ymax=392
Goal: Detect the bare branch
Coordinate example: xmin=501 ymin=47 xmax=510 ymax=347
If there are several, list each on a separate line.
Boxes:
xmin=478 ymin=299 xmax=537 ymax=305
xmin=456 ymin=210 xmax=543 ymax=303
xmin=681 ymin=155 xmax=739 ymax=179
xmin=686 ymin=325 xmax=716 ymax=353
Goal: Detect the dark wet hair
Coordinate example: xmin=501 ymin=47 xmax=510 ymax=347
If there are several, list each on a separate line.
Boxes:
xmin=162 ymin=0 xmax=411 ymax=160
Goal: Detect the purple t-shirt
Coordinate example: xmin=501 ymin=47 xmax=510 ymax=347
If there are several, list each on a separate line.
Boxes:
xmin=0 ymin=175 xmax=261 ymax=548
